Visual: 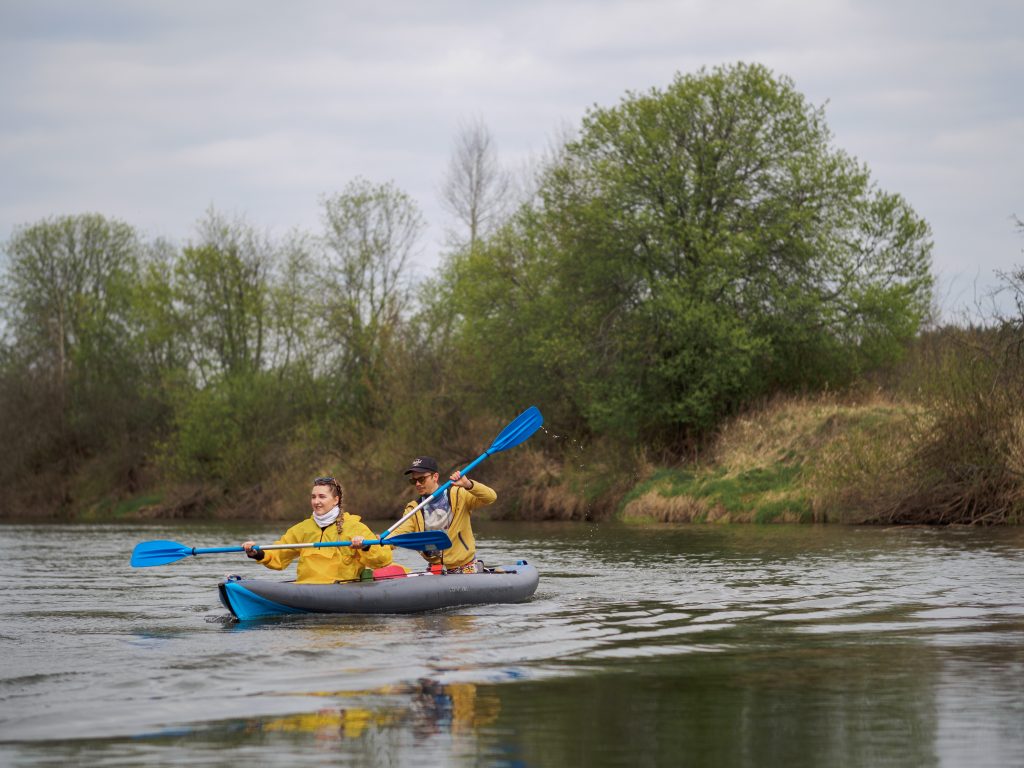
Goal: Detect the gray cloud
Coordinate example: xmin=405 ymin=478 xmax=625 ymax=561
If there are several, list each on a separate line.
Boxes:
xmin=1 ymin=0 xmax=1022 ymax=313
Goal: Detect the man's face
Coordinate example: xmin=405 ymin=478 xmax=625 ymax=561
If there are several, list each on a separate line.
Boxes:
xmin=409 ymin=471 xmax=440 ymax=495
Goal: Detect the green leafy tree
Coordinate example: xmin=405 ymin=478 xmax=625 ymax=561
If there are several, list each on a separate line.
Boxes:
xmin=448 ymin=63 xmax=934 ymax=445
xmin=319 ymin=178 xmax=423 ymax=425
xmin=0 ymin=214 xmax=158 ymax=511
xmin=170 ymin=210 xmax=273 ymax=383
xmin=159 ymin=369 xmax=306 ymax=486
xmin=154 ymin=212 xmax=324 ymax=487
xmin=1 ymin=214 xmax=143 ymax=445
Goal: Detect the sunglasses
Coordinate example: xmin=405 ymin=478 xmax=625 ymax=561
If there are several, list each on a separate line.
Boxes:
xmin=408 ymin=473 xmax=434 ymax=485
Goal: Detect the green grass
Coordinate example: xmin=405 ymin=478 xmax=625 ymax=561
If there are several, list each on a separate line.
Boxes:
xmin=79 ymin=493 xmax=164 ymax=521
xmin=689 ymin=465 xmax=801 ymax=512
xmin=622 ymin=463 xmax=809 ymax=522
xmin=753 ymin=497 xmax=813 ymax=523
xmin=112 ymin=493 xmax=163 ymax=517
xmin=620 ymin=468 xmax=694 ymax=506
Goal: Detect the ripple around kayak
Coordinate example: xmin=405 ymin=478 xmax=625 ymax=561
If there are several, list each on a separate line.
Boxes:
xmin=217 ymin=562 xmax=540 ymax=621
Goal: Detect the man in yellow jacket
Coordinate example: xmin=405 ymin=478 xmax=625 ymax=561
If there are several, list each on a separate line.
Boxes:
xmin=242 ymin=476 xmax=392 ymax=583
xmin=389 ymin=456 xmax=497 ymax=573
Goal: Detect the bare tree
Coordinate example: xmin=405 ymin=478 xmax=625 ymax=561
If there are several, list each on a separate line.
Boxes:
xmin=440 ymin=117 xmax=511 ymax=249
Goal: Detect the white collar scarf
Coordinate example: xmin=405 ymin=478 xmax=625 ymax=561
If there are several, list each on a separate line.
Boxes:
xmin=313 ymin=505 xmax=341 ymax=528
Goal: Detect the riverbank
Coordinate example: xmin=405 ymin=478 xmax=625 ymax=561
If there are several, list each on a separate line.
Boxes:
xmin=4 ymin=389 xmax=1021 ymax=526
xmin=624 ymin=383 xmax=1023 ymax=526
xmin=620 ymin=392 xmax=921 ymax=524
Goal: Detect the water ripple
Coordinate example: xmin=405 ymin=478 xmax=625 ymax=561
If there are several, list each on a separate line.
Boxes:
xmin=1 ymin=521 xmax=1023 ymax=751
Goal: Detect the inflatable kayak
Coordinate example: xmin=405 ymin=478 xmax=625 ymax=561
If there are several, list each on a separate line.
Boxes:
xmin=218 ymin=561 xmax=539 ymax=621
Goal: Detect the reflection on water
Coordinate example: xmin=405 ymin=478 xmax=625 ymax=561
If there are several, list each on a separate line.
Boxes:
xmin=237 ymin=679 xmax=500 ymax=747
xmin=1 ymin=521 xmax=1023 ymax=767
xmin=2 ymin=679 xmax=504 ymax=767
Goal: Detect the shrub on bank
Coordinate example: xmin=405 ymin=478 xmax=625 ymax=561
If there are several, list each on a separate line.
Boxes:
xmin=857 ymin=324 xmax=1024 ymax=524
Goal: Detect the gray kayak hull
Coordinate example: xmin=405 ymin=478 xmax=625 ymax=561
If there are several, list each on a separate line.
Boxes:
xmin=218 ymin=562 xmax=539 ymax=620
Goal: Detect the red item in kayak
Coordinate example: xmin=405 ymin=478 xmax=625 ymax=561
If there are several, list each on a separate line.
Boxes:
xmin=372 ymin=564 xmax=407 ymax=580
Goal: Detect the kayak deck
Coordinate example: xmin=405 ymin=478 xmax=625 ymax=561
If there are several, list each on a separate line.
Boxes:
xmin=218 ymin=561 xmax=539 ymax=621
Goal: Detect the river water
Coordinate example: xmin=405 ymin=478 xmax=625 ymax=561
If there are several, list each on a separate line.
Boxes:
xmin=1 ymin=521 xmax=1023 ymax=767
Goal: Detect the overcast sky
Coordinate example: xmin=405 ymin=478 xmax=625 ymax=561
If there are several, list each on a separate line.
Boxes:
xmin=1 ymin=0 xmax=1021 ymax=317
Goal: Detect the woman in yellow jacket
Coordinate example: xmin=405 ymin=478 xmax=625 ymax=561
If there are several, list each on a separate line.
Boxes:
xmin=242 ymin=476 xmax=392 ymax=583
xmin=388 ymin=456 xmax=497 ymax=573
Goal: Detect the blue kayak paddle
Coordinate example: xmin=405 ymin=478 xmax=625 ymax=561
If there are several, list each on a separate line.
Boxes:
xmin=380 ymin=405 xmax=544 ymax=541
xmin=130 ymin=530 xmax=452 ymax=568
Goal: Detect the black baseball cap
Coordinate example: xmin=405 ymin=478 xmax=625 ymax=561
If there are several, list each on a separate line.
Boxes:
xmin=404 ymin=456 xmax=439 ymax=475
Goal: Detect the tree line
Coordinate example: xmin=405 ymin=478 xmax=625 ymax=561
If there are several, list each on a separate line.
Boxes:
xmin=0 ymin=63 xmax=939 ymax=520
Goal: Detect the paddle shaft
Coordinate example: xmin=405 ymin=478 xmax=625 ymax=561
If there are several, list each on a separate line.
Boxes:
xmin=130 ymin=530 xmax=451 ymax=567
xmin=182 ymin=539 xmax=393 ymax=558
xmin=242 ymin=538 xmax=395 ymax=555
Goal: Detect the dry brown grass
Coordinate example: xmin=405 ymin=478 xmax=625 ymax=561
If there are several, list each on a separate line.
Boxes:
xmin=487 ymin=444 xmax=627 ymax=521
xmin=621 ymin=491 xmax=723 ymax=522
xmin=804 ymin=402 xmax=926 ymax=522
xmin=712 ymin=390 xmax=908 ymax=468
xmin=621 ymin=391 xmax=922 ymax=524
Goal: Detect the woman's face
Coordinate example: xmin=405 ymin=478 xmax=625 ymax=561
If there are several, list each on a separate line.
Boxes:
xmin=310 ymin=484 xmax=339 ymax=515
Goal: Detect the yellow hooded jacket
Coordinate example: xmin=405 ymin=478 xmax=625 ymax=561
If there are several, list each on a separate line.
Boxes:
xmin=256 ymin=512 xmax=392 ymax=583
xmin=389 ymin=481 xmax=496 ymax=569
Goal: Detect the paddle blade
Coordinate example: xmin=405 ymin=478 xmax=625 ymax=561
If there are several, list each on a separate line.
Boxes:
xmin=488 ymin=406 xmax=543 ymax=454
xmin=384 ymin=530 xmax=453 ymax=552
xmin=130 ymin=540 xmax=193 ymax=567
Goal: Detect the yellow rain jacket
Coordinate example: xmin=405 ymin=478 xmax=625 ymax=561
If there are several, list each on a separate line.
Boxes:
xmin=255 ymin=512 xmax=392 ymax=584
xmin=389 ymin=481 xmax=496 ymax=569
